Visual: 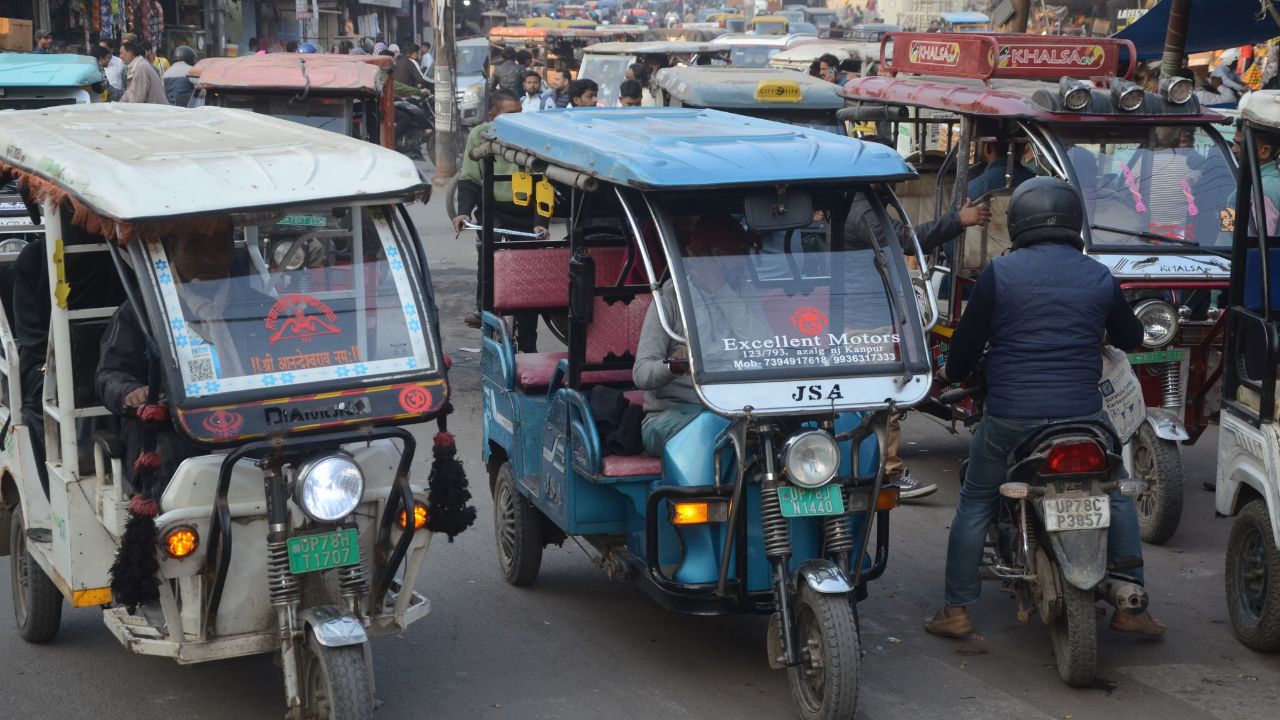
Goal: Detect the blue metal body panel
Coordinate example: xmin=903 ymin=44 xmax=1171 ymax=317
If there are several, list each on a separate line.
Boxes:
xmin=653 ymin=66 xmax=846 ymax=110
xmin=0 ymin=54 xmax=104 ymax=88
xmin=488 ymin=107 xmax=916 ymax=190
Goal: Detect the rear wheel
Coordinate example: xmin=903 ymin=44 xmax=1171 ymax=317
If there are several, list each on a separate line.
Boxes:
xmin=786 ymin=585 xmax=860 ymax=720
xmin=1225 ymin=499 xmax=1280 ymax=652
xmin=10 ymin=505 xmax=63 ymax=643
xmin=300 ymin=639 xmax=374 ymax=720
xmin=543 ymin=313 xmax=570 ymax=346
xmin=1049 ymin=581 xmax=1097 ymax=687
xmin=493 ymin=462 xmax=543 ymax=586
xmin=1132 ymin=423 xmax=1184 ymax=545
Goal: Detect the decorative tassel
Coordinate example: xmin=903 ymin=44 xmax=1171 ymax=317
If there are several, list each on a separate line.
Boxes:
xmin=425 ymin=411 xmax=476 ymax=542
xmin=110 ymin=494 xmax=160 ymax=613
xmin=137 ymin=403 xmax=168 ymax=423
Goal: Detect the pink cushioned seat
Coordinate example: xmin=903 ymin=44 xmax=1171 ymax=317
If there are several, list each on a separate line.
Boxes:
xmin=515 ymin=352 xmax=635 ymax=388
xmin=602 ymin=454 xmax=663 ymax=477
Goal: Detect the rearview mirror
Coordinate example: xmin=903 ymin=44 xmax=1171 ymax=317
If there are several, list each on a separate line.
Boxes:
xmin=743 ymin=192 xmax=813 ymax=231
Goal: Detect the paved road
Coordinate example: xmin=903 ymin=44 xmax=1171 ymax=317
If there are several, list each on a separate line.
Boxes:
xmin=2 ymin=196 xmax=1278 ymax=720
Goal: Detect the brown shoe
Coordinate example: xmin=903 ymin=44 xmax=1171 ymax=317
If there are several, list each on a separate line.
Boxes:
xmin=924 ymin=606 xmax=973 ymax=638
xmin=1111 ymin=610 xmax=1166 ymax=637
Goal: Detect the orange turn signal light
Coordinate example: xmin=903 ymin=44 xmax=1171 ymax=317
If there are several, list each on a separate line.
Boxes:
xmin=875 ymin=486 xmax=901 ymax=511
xmin=398 ymin=501 xmax=429 ymax=530
xmin=163 ymin=526 xmax=199 ymax=559
xmin=671 ymin=500 xmax=729 ymax=525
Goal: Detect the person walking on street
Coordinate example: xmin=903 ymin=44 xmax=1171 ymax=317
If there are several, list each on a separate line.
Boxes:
xmin=489 ymin=47 xmax=523 ymax=93
xmin=32 ymin=29 xmax=53 ymax=54
xmin=520 ymin=71 xmax=554 ymax=111
xmin=619 ymin=79 xmax=644 ymax=107
xmin=546 ymin=71 xmax=573 ymax=108
xmin=162 ymin=45 xmax=198 ymax=107
xmin=568 ymin=78 xmax=599 ymax=107
xmin=924 ymin=177 xmax=1165 ymax=639
xmin=119 ymin=40 xmax=168 ymax=105
xmin=92 ymin=45 xmax=125 ymax=101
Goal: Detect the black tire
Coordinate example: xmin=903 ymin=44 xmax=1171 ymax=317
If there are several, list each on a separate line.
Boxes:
xmin=300 ymin=639 xmax=374 ymax=720
xmin=1049 ymin=581 xmax=1097 ymax=687
xmin=10 ymin=505 xmax=63 ymax=643
xmin=444 ymin=174 xmax=460 ymax=221
xmin=1132 ymin=423 xmax=1184 ymax=545
xmin=493 ymin=462 xmax=543 ymax=586
xmin=543 ymin=313 xmax=570 ymax=346
xmin=1225 ymin=499 xmax=1280 ymax=652
xmin=786 ymin=585 xmax=861 ymax=720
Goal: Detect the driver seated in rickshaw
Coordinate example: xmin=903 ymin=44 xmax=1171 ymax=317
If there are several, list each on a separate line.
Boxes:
xmin=97 ymin=223 xmax=276 ymax=483
xmin=634 ymin=214 xmax=771 ymax=456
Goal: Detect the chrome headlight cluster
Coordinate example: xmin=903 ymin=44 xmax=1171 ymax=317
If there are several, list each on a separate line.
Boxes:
xmin=461 ymin=82 xmax=483 ymax=106
xmin=294 ymin=453 xmax=365 ymax=522
xmin=782 ymin=431 xmax=840 ymax=488
xmin=1133 ymin=299 xmax=1179 ymax=348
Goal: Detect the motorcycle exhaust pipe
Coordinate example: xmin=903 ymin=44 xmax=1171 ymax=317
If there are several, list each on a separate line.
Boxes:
xmin=1100 ymin=576 xmax=1149 ymax=614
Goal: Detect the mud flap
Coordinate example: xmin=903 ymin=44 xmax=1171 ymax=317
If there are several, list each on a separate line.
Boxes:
xmin=1045 ymin=527 xmax=1107 ymax=591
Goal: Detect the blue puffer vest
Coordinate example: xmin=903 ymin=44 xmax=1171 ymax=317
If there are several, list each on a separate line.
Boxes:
xmin=985 ymin=242 xmax=1117 ymax=419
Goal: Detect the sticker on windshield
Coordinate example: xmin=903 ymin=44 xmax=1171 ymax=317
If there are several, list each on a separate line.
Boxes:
xmin=790 ymin=307 xmax=828 ymax=336
xmin=266 ymin=294 xmax=342 ymax=345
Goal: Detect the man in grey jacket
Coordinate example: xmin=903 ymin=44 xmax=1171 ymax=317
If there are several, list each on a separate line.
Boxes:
xmin=634 ymin=215 xmax=769 ymax=456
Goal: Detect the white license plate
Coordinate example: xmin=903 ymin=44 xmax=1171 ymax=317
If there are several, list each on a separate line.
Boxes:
xmin=1043 ymin=496 xmax=1110 ymax=532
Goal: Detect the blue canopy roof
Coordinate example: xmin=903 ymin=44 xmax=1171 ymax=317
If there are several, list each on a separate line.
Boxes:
xmin=653 ymin=66 xmax=845 ymax=109
xmin=487 ymin=107 xmax=915 ymax=189
xmin=1115 ymin=0 xmax=1280 ymax=60
xmin=0 ymin=54 xmax=105 ymax=88
xmin=940 ymin=12 xmax=990 ymax=24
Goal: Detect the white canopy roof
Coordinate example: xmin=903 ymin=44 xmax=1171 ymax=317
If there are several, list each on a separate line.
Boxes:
xmin=0 ymin=103 xmax=425 ymax=221
xmin=1243 ymin=90 xmax=1280 ymax=130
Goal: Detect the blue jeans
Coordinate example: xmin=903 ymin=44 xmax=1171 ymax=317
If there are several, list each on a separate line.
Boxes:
xmin=943 ymin=411 xmax=1144 ymax=607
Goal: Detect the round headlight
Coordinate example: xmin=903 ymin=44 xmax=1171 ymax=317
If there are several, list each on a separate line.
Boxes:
xmin=782 ymin=431 xmax=840 ymax=488
xmin=295 ymin=454 xmax=365 ymax=522
xmin=1134 ymin=299 xmax=1179 ymax=348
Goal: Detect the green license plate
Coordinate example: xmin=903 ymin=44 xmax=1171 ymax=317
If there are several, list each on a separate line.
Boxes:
xmin=1126 ymin=350 xmax=1185 ymax=365
xmin=777 ymin=485 xmax=845 ymax=518
xmin=286 ymin=528 xmax=359 ymax=574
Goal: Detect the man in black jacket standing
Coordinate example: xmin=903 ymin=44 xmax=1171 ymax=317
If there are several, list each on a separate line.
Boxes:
xmin=925 ymin=177 xmax=1164 ymax=639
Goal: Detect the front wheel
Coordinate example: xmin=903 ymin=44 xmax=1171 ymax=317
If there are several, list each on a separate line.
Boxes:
xmin=786 ymin=585 xmax=860 ymax=720
xmin=300 ymin=639 xmax=374 ymax=720
xmin=1132 ymin=423 xmax=1184 ymax=545
xmin=493 ymin=462 xmax=543 ymax=586
xmin=10 ymin=504 xmax=63 ymax=643
xmin=1049 ymin=581 xmax=1097 ymax=687
xmin=1225 ymin=499 xmax=1280 ymax=652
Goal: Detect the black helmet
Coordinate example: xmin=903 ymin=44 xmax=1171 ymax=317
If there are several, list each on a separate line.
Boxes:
xmin=173 ymin=45 xmax=197 ymax=66
xmin=1008 ymin=177 xmax=1084 ymax=250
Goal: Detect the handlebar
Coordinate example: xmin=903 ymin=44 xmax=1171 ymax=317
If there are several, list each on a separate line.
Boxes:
xmin=459 ymin=220 xmax=546 ymax=239
xmin=938 ymin=385 xmax=981 ymax=406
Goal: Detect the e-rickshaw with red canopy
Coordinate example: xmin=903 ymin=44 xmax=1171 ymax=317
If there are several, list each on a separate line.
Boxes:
xmin=841 ymin=32 xmax=1237 ymax=545
xmin=0 ymin=103 xmax=468 ymax=719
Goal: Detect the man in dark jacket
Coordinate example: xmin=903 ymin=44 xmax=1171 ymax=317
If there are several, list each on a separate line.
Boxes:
xmin=393 ymin=43 xmax=433 ymax=92
xmin=925 ymin=177 xmax=1164 ymax=639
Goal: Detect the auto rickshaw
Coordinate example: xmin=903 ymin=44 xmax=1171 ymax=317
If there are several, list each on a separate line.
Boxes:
xmin=710 ymin=31 xmax=823 ymax=68
xmin=477 ymin=107 xmax=933 ymax=720
xmin=190 ymin=53 xmax=397 ymax=149
xmin=767 ymin=40 xmax=884 ymax=77
xmin=579 ymin=40 xmax=731 ymax=107
xmin=1216 ymin=91 xmax=1280 ymax=653
xmin=842 ymin=32 xmax=1237 ymax=545
xmin=751 ymin=16 xmax=791 ymax=35
xmin=0 ymin=103 xmax=466 ymax=718
xmin=0 ymin=52 xmax=106 ymax=109
xmin=653 ymin=66 xmax=846 ymax=133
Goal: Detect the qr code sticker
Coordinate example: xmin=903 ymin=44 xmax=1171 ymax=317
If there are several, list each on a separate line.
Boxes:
xmin=187 ymin=356 xmax=216 ymax=383
xmin=1099 ymin=380 xmax=1115 ymax=397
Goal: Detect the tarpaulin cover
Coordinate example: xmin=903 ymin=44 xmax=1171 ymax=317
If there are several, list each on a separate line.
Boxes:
xmin=1114 ymin=0 xmax=1280 ymax=60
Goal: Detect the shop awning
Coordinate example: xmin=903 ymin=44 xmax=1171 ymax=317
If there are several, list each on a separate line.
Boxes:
xmin=1114 ymin=0 xmax=1280 ymax=60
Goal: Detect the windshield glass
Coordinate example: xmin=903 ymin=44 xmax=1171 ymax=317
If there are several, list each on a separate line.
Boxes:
xmin=457 ymin=44 xmax=488 ymax=74
xmin=220 ymin=94 xmax=352 ymax=135
xmin=649 ymin=188 xmax=928 ymax=384
xmin=140 ymin=205 xmax=437 ymax=401
xmin=731 ymin=46 xmax=783 ymax=68
xmin=1056 ymin=124 xmax=1234 ymax=249
xmin=579 ymin=55 xmax=634 ymax=107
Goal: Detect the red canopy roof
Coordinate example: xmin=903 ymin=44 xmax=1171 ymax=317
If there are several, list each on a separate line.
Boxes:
xmin=192 ymin=54 xmax=393 ymax=95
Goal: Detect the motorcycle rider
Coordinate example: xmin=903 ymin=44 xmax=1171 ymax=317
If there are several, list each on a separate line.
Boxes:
xmin=925 ymin=177 xmax=1166 ymax=639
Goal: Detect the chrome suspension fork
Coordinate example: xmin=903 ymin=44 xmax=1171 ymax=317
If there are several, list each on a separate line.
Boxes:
xmin=263 ymin=462 xmax=304 ymax=712
xmin=1161 ymin=361 xmax=1182 ymax=410
xmin=761 ymin=433 xmax=801 ymax=666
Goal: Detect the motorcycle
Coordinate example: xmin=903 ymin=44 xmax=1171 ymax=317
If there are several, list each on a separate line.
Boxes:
xmin=395 ymin=92 xmax=435 ymax=161
xmin=940 ymin=380 xmax=1149 ymax=687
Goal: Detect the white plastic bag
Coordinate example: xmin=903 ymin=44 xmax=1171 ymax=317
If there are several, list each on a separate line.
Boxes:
xmin=1100 ymin=345 xmax=1144 ymax=442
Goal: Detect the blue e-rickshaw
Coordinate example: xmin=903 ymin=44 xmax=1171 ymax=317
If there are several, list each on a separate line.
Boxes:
xmin=476 ymin=107 xmax=934 ymax=719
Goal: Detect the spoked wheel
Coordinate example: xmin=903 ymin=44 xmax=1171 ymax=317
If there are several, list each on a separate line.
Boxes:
xmin=786 ymin=585 xmax=860 ymax=720
xmin=1225 ymin=499 xmax=1280 ymax=651
xmin=1049 ymin=581 xmax=1097 ymax=687
xmin=10 ymin=504 xmax=63 ymax=643
xmin=300 ymin=638 xmax=374 ymax=720
xmin=493 ymin=462 xmax=543 ymax=586
xmin=1132 ymin=424 xmax=1184 ymax=545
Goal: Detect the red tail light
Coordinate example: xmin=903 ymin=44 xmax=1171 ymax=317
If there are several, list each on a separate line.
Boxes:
xmin=1041 ymin=441 xmax=1107 ymax=474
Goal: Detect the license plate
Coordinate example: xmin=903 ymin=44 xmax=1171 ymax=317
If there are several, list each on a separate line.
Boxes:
xmin=1126 ymin=350 xmax=1185 ymax=365
xmin=286 ymin=528 xmax=360 ymax=574
xmin=1044 ymin=496 xmax=1111 ymax=532
xmin=777 ymin=485 xmax=845 ymax=518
